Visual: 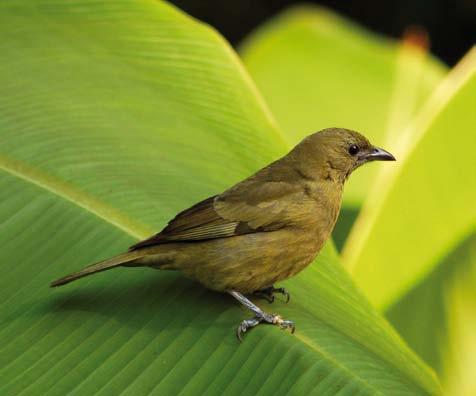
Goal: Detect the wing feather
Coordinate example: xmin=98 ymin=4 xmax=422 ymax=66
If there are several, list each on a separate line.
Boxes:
xmin=129 ymin=196 xmax=241 ymax=250
xmin=130 ymin=164 xmax=308 ymax=250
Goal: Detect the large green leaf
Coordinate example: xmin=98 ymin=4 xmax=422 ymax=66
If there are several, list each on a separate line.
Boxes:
xmin=386 ymin=233 xmax=476 ymax=396
xmin=239 ymin=5 xmax=446 ymax=211
xmin=0 ymin=1 xmax=439 ymax=395
xmin=440 ymin=240 xmax=476 ymax=396
xmin=344 ymin=48 xmax=476 ymax=309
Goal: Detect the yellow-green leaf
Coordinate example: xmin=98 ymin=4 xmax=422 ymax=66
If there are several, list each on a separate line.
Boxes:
xmin=386 ymin=233 xmax=476 ymax=396
xmin=344 ymin=48 xmax=476 ymax=309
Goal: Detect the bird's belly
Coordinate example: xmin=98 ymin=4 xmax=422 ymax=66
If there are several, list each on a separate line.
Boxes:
xmin=167 ymin=228 xmax=324 ymax=294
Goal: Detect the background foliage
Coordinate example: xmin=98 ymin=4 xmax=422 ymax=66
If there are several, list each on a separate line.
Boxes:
xmin=1 ymin=1 xmax=473 ymax=395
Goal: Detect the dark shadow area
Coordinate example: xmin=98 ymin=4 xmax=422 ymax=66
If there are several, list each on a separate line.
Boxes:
xmin=45 ymin=271 xmax=241 ymax=339
xmin=44 ymin=270 xmax=288 ymax=345
xmin=332 ymin=206 xmax=360 ymax=252
xmin=170 ymin=0 xmax=476 ymax=66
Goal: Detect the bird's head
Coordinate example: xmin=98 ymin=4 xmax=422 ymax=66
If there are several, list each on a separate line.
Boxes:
xmin=291 ymin=128 xmax=395 ymax=183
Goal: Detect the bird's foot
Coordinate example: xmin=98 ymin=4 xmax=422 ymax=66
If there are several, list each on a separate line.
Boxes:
xmin=229 ymin=290 xmax=295 ymax=342
xmin=236 ymin=312 xmax=295 ymax=342
xmin=253 ymin=286 xmax=290 ymax=304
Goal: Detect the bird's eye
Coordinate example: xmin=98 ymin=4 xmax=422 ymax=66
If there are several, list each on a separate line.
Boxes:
xmin=348 ymin=144 xmax=359 ymax=156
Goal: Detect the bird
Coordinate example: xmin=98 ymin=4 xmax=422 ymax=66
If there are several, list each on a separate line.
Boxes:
xmin=51 ymin=128 xmax=395 ymax=340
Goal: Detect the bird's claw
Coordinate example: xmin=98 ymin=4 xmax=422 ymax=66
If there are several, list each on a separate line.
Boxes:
xmin=236 ymin=313 xmax=295 ymax=342
xmin=274 ymin=287 xmax=291 ymax=304
xmin=236 ymin=317 xmax=261 ymax=342
xmin=253 ymin=291 xmax=275 ymax=303
xmin=253 ymin=286 xmax=290 ymax=304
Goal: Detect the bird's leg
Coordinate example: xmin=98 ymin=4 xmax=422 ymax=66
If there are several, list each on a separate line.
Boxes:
xmin=253 ymin=286 xmax=290 ymax=304
xmin=228 ymin=290 xmax=295 ymax=341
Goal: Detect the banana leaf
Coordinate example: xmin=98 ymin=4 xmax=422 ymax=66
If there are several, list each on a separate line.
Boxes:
xmin=0 ymin=1 xmax=439 ymax=395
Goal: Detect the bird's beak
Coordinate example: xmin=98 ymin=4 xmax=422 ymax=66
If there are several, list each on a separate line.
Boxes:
xmin=360 ymin=146 xmax=396 ymax=162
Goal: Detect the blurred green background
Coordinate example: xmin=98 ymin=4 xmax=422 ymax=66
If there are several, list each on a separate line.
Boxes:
xmin=1 ymin=1 xmax=475 ymax=395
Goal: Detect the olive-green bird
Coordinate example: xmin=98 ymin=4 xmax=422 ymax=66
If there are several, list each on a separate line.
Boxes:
xmin=51 ymin=128 xmax=395 ymax=340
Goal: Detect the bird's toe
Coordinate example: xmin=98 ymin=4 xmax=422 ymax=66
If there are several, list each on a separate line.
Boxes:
xmin=275 ymin=287 xmax=291 ymax=303
xmin=236 ymin=316 xmax=261 ymax=342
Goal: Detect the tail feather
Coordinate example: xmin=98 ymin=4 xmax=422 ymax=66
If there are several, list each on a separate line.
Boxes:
xmin=50 ymin=251 xmax=144 ymax=287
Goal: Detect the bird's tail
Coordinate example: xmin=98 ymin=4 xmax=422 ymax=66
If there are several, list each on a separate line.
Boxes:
xmin=50 ymin=250 xmax=144 ymax=287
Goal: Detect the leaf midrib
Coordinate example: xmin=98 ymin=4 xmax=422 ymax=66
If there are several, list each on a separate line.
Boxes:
xmin=0 ymin=154 xmax=153 ymax=240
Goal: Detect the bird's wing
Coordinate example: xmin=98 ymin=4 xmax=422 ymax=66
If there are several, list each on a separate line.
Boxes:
xmin=214 ymin=177 xmax=302 ymax=230
xmin=129 ymin=195 xmax=235 ymax=249
xmin=129 ymin=176 xmax=304 ymax=251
